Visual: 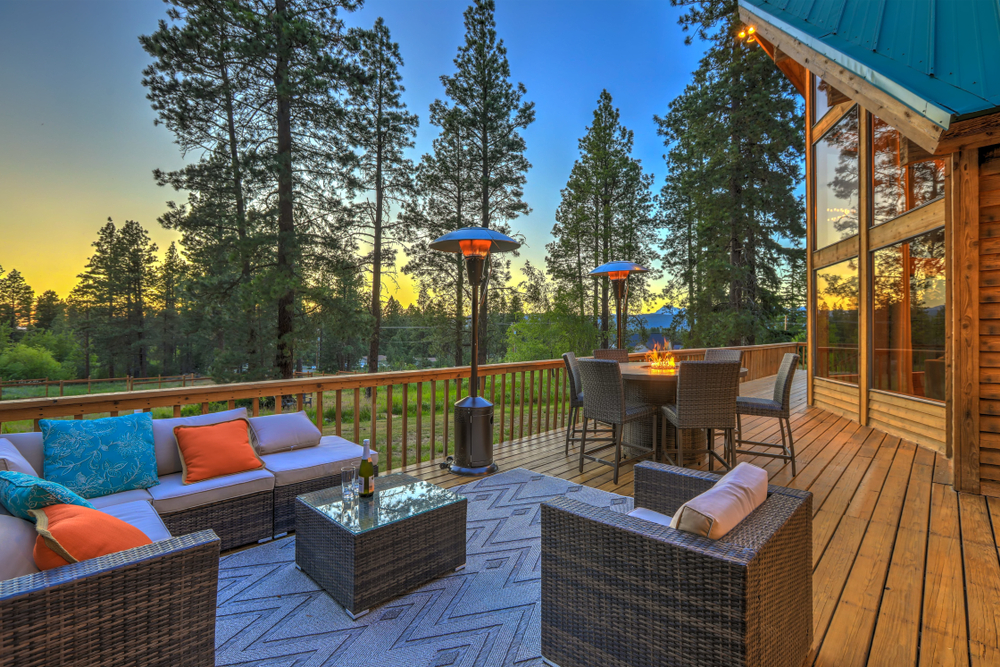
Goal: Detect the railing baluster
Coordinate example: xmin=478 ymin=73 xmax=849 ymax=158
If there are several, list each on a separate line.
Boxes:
xmin=402 ymin=383 xmax=409 ymax=467
xmin=297 ymin=393 xmax=304 ymax=411
xmin=333 ymin=389 xmax=343 ymax=437
xmin=527 ymin=370 xmax=535 ymax=437
xmin=370 ymin=386 xmax=377 ymax=449
xmin=315 ymin=390 xmax=324 ymax=432
xmin=173 ymin=405 xmax=181 ymax=418
xmin=519 ymin=371 xmax=526 ymax=440
xmin=430 ymin=380 xmax=437 ymax=460
xmin=443 ymin=379 xmax=450 ymax=459
xmin=275 ymin=395 xmax=282 ymax=414
xmin=353 ymin=388 xmax=360 ymax=444
xmin=252 ymin=397 xmax=259 ymax=417
xmin=536 ymin=369 xmax=543 ymax=433
xmin=545 ymin=368 xmax=551 ymax=433
xmin=228 ymin=399 xmax=235 ymax=410
xmin=500 ymin=373 xmax=507 ymax=444
xmin=386 ymin=385 xmax=393 ymax=472
xmin=201 ymin=402 xmax=209 ymax=415
xmin=416 ymin=382 xmax=423 ymax=464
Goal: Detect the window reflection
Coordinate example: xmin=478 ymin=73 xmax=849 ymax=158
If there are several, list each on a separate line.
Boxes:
xmin=872 ymin=116 xmax=946 ymax=225
xmin=815 ymin=106 xmax=859 ymax=249
xmin=816 ymin=258 xmax=859 ymax=384
xmin=813 ymin=77 xmax=841 ymax=125
xmin=872 ymin=229 xmax=946 ymax=401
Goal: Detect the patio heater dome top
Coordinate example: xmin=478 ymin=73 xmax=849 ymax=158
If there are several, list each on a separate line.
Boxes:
xmin=589 ymin=260 xmax=649 ymax=276
xmin=428 ymin=227 xmax=521 ymax=254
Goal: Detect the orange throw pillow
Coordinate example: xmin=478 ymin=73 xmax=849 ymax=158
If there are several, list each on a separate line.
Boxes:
xmin=30 ymin=504 xmax=152 ymax=571
xmin=174 ymin=418 xmax=264 ymax=484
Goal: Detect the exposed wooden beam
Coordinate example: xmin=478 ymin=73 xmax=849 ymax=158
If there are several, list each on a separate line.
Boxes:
xmin=813 ymin=100 xmax=855 ymax=141
xmin=868 ymin=198 xmax=946 ymax=250
xmin=740 ymin=6 xmax=946 ymax=155
xmin=936 ymin=113 xmax=1000 ymax=155
xmin=899 ymin=137 xmax=934 ymax=166
xmin=813 ymin=234 xmax=860 ymax=270
xmin=756 ymin=33 xmax=805 ymax=97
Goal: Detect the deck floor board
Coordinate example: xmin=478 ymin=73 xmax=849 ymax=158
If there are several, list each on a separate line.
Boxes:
xmin=395 ymin=372 xmax=997 ymax=666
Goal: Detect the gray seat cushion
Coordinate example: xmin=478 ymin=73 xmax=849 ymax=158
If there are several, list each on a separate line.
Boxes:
xmin=100 ymin=500 xmax=172 ymax=543
xmin=89 ymin=488 xmax=154 ymax=509
xmin=262 ymin=436 xmax=378 ymax=487
xmin=1 ymin=432 xmax=43 ymax=476
xmin=148 ymin=469 xmax=274 ymax=515
xmin=0 ymin=514 xmax=40 ymax=581
xmin=736 ymin=396 xmax=784 ymax=417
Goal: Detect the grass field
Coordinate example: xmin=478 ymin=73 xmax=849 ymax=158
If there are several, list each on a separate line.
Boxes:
xmin=0 ymin=370 xmax=572 ymax=471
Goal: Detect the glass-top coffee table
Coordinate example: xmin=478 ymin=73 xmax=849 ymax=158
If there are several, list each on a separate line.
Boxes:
xmin=294 ymin=473 xmax=467 ymax=619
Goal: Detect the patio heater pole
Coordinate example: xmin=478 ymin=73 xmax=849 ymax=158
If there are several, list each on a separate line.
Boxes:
xmin=589 ymin=261 xmax=650 ymax=351
xmin=429 ymin=227 xmax=521 ymax=476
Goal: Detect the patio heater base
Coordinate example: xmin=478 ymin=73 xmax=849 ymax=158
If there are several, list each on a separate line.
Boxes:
xmin=450 ymin=396 xmax=498 ymax=476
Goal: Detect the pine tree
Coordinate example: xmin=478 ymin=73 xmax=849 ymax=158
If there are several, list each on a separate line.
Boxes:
xmin=0 ymin=268 xmax=34 ymax=332
xmin=439 ymin=0 xmax=534 ymax=363
xmin=34 ymin=291 xmax=65 ymax=331
xmin=658 ymin=0 xmax=804 ymax=346
xmin=154 ymin=242 xmax=187 ymax=375
xmin=344 ymin=18 xmax=419 ymax=374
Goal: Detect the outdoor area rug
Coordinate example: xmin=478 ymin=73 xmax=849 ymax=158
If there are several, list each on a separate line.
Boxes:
xmin=214 ymin=468 xmax=633 ymax=667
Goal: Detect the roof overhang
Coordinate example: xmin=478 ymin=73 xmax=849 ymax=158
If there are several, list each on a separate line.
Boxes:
xmin=739 ymin=2 xmax=1000 ymax=154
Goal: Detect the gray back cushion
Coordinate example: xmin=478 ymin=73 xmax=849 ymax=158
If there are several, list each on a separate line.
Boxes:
xmin=152 ymin=407 xmax=249 ymax=475
xmin=2 ymin=432 xmax=44 ymax=476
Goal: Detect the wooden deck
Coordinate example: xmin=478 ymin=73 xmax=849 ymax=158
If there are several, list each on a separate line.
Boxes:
xmin=402 ymin=373 xmax=1000 ymax=667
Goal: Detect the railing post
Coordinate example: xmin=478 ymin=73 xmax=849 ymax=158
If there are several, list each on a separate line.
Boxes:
xmin=430 ymin=380 xmax=437 ymax=459
xmin=335 ymin=389 xmax=342 ymax=437
xmin=443 ymin=379 xmax=449 ymax=459
xmin=385 ymin=385 xmax=393 ymax=472
xmin=416 ymin=382 xmax=423 ymax=463
xmin=499 ymin=374 xmax=507 ymax=444
xmin=401 ymin=384 xmax=408 ymax=467
xmin=353 ymin=388 xmax=360 ymax=444
xmin=316 ymin=390 xmax=324 ymax=433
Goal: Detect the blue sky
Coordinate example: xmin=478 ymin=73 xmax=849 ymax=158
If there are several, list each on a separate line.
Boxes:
xmin=0 ymin=0 xmax=707 ymax=305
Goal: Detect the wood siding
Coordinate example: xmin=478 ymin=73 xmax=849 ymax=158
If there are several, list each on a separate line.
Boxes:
xmin=869 ymin=390 xmax=946 ymax=455
xmin=814 ymin=377 xmax=860 ymax=421
xmin=979 ymin=145 xmax=1000 ymax=495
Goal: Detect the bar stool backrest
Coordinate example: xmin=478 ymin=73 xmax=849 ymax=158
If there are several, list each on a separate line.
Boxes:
xmin=674 ymin=360 xmax=741 ymax=430
xmin=577 ymin=358 xmax=625 ymax=426
xmin=772 ymin=353 xmax=800 ymax=416
xmin=593 ymin=348 xmax=630 ymax=363
xmin=704 ymin=348 xmax=743 ymax=365
xmin=562 ymin=352 xmax=584 ymax=407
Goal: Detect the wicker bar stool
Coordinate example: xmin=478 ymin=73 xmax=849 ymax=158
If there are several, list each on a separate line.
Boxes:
xmin=661 ymin=360 xmax=741 ymax=471
xmin=562 ymin=352 xmax=585 ymax=454
xmin=593 ymin=348 xmax=630 ymax=363
xmin=734 ymin=353 xmax=800 ymax=473
xmin=577 ymin=359 xmax=657 ymax=485
xmin=704 ymin=347 xmax=744 ymax=364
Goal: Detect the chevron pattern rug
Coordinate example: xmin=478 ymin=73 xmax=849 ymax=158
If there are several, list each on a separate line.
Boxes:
xmin=214 ymin=468 xmax=633 ymax=667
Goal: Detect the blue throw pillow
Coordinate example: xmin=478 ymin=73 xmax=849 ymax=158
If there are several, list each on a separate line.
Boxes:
xmin=0 ymin=470 xmax=94 ymax=521
xmin=41 ymin=413 xmax=159 ymax=499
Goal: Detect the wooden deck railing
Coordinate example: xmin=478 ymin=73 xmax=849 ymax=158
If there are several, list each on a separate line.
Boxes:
xmin=0 ymin=342 xmax=798 ymax=473
xmin=0 ymin=373 xmax=210 ymax=400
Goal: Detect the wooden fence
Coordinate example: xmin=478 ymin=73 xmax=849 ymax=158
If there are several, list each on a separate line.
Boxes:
xmin=0 ymin=342 xmax=798 ymax=473
xmin=0 ymin=374 xmax=211 ymax=400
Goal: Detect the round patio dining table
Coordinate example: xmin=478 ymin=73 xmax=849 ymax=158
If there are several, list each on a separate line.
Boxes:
xmin=619 ymin=361 xmax=748 ymax=464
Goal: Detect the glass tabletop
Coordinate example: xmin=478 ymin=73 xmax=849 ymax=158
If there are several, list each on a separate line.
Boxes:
xmin=300 ymin=474 xmax=464 ymax=535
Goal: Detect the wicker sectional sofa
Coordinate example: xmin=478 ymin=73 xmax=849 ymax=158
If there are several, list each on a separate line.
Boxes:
xmin=0 ymin=409 xmax=377 ymax=666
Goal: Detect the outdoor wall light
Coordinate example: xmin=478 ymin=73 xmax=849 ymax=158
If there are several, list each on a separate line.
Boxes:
xmin=589 ymin=260 xmax=649 ymax=351
xmin=429 ymin=227 xmax=521 ymax=476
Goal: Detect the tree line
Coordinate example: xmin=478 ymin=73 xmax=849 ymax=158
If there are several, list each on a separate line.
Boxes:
xmin=0 ymin=0 xmax=806 ymax=383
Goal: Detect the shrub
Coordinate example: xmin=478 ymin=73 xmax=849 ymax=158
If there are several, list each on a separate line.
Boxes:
xmin=0 ymin=344 xmax=70 ymax=381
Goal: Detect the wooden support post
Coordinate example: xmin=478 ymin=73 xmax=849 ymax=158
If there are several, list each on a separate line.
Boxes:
xmin=858 ymin=108 xmax=872 ymax=427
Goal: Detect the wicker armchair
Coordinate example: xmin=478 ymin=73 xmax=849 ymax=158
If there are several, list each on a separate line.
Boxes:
xmin=735 ymin=353 xmax=800 ymax=473
xmin=661 ymin=360 xmax=741 ymax=471
xmin=577 ymin=359 xmax=657 ymax=485
xmin=541 ymin=462 xmax=813 ymax=667
xmin=593 ymin=348 xmax=630 ymax=363
xmin=704 ymin=347 xmax=744 ymax=364
xmin=0 ymin=530 xmax=221 ymax=666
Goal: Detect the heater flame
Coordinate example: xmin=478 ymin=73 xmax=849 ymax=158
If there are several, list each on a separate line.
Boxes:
xmin=647 ymin=342 xmax=676 ymax=372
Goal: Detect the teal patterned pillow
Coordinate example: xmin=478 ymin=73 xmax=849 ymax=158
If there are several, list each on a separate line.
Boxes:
xmin=0 ymin=471 xmax=94 ymax=521
xmin=41 ymin=413 xmax=159 ymax=499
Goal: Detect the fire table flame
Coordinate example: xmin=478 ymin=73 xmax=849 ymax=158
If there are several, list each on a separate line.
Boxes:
xmin=647 ymin=342 xmax=676 ymax=372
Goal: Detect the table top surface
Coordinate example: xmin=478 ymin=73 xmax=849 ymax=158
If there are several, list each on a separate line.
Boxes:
xmin=298 ymin=473 xmax=464 ymax=535
xmin=619 ymin=362 xmax=748 ymax=380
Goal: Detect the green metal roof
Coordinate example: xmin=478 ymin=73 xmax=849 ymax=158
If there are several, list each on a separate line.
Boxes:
xmin=739 ymin=0 xmax=1000 ymax=130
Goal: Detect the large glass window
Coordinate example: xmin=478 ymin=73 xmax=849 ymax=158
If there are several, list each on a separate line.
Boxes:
xmin=872 ymin=229 xmax=946 ymax=400
xmin=814 ymin=106 xmax=859 ymax=249
xmin=872 ymin=115 xmax=946 ymax=225
xmin=815 ymin=258 xmax=859 ymax=384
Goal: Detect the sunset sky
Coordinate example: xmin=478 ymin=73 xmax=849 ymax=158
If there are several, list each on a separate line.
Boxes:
xmin=0 ymin=0 xmax=706 ymax=307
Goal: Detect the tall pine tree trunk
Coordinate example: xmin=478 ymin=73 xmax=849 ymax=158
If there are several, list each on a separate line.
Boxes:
xmin=274 ymin=0 xmax=295 ymax=379
xmin=478 ymin=123 xmax=489 ymax=366
xmin=368 ymin=136 xmax=384 ymax=373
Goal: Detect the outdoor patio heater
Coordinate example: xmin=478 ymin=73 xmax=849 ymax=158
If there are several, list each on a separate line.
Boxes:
xmin=430 ymin=227 xmax=521 ymax=475
xmin=589 ymin=260 xmax=649 ymax=350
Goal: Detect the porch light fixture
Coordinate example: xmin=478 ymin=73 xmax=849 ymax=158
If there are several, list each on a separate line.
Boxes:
xmin=429 ymin=227 xmax=521 ymax=476
xmin=589 ymin=260 xmax=649 ymax=351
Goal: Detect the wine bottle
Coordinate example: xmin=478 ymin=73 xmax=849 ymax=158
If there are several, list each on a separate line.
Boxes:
xmin=359 ymin=439 xmax=375 ymax=498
